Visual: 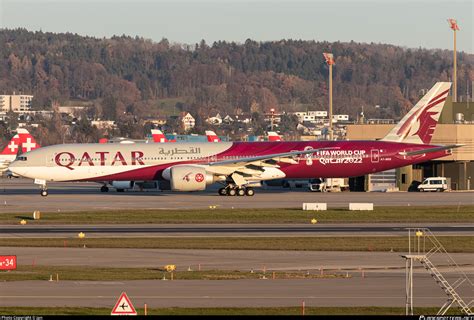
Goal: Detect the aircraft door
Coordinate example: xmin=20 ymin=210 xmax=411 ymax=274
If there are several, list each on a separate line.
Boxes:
xmin=47 ymin=153 xmax=55 ymax=167
xmin=207 ymin=154 xmax=217 ymax=162
xmin=370 ymin=149 xmax=380 ymax=163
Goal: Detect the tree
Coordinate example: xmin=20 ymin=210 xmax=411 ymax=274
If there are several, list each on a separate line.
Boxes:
xmin=1 ymin=29 xmax=472 ymax=145
xmin=101 ymin=95 xmax=118 ymax=120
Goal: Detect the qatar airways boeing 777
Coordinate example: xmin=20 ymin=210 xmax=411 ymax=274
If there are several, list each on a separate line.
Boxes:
xmin=9 ymin=82 xmax=460 ymax=197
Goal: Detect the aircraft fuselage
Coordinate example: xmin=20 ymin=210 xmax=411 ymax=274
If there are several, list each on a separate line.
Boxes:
xmin=9 ymin=140 xmax=450 ymax=182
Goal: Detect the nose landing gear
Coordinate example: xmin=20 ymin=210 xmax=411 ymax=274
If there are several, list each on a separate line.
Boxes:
xmin=34 ymin=179 xmax=48 ymax=197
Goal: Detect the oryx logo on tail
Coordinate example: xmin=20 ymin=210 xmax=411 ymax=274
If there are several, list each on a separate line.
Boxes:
xmin=382 ymin=82 xmax=451 ymax=145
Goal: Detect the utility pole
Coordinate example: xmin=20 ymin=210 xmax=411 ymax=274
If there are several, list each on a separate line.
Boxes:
xmin=448 ymin=19 xmax=460 ymax=102
xmin=323 ymin=53 xmax=335 ymax=140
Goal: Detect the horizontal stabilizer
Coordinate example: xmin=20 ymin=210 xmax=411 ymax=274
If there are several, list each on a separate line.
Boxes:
xmin=398 ymin=144 xmax=463 ymax=157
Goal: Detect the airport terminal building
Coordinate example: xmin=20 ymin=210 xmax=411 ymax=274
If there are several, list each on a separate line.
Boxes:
xmin=346 ymin=98 xmax=474 ymax=191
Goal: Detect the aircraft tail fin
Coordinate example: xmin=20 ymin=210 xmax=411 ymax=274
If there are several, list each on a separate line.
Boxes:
xmin=205 ymin=130 xmax=221 ymax=143
xmin=151 ymin=129 xmax=167 ymax=143
xmin=382 ymin=82 xmax=451 ymax=144
xmin=1 ymin=128 xmax=40 ymax=155
xmin=267 ymin=131 xmax=282 ymax=142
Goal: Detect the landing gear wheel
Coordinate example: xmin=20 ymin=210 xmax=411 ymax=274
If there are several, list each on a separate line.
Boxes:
xmin=40 ymin=189 xmax=48 ymax=197
xmin=116 ymin=189 xmax=124 ymax=192
xmin=227 ymin=188 xmax=237 ymax=196
xmin=100 ymin=185 xmax=109 ymax=193
xmin=237 ymin=188 xmax=245 ymax=196
xmin=218 ymin=188 xmax=227 ymax=196
xmin=245 ymin=188 xmax=255 ymax=196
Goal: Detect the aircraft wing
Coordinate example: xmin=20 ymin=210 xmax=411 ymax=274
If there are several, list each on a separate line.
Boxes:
xmin=205 ymin=147 xmax=335 ymax=185
xmin=208 ymin=147 xmax=334 ymax=167
xmin=398 ymin=144 xmax=463 ymax=157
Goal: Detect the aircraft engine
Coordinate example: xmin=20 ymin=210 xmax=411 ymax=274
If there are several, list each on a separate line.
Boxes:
xmin=111 ymin=181 xmax=134 ymax=190
xmin=166 ymin=165 xmax=214 ymax=191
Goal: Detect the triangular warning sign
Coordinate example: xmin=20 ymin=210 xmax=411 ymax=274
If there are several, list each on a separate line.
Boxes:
xmin=111 ymin=292 xmax=137 ymax=316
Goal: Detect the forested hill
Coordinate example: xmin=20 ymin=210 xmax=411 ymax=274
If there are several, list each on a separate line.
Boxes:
xmin=1 ymin=29 xmax=472 ymax=120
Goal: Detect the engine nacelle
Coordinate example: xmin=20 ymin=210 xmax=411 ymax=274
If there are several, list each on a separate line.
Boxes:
xmin=258 ymin=167 xmax=286 ymax=180
xmin=166 ymin=165 xmax=213 ymax=192
xmin=111 ymin=181 xmax=134 ymax=190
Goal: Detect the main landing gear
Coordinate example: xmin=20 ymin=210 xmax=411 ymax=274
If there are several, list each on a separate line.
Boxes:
xmin=100 ymin=185 xmax=109 ymax=193
xmin=218 ymin=186 xmax=255 ymax=196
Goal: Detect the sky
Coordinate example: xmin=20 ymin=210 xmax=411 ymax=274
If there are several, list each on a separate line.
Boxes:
xmin=0 ymin=0 xmax=472 ymax=52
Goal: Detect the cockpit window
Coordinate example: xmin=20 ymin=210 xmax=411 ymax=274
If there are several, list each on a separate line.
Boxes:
xmin=17 ymin=156 xmax=27 ymax=161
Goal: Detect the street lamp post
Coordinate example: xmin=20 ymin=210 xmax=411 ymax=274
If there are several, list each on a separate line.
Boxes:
xmin=270 ymin=108 xmax=275 ymax=131
xmin=448 ymin=19 xmax=460 ymax=102
xmin=323 ymin=53 xmax=335 ymax=140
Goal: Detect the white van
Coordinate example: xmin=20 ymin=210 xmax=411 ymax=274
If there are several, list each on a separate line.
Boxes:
xmin=308 ymin=178 xmax=349 ymax=192
xmin=417 ymin=177 xmax=449 ymax=192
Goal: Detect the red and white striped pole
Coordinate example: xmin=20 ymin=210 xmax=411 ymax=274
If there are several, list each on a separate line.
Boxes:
xmin=448 ymin=19 xmax=460 ymax=102
xmin=323 ymin=53 xmax=335 ymax=140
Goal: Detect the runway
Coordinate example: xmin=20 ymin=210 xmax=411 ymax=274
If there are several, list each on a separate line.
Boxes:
xmin=1 ymin=223 xmax=473 ymax=237
xmin=1 ymin=276 xmax=472 ymax=308
xmin=6 ymin=247 xmax=474 ymax=272
xmin=2 ymin=247 xmax=472 ymax=308
xmin=1 ymin=179 xmax=473 ymax=212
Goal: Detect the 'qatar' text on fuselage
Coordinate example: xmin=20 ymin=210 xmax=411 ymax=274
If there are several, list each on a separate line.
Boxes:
xmin=55 ymin=151 xmax=145 ymax=170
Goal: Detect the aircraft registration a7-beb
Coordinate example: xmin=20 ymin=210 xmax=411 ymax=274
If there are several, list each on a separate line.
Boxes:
xmin=9 ymin=82 xmax=461 ymax=197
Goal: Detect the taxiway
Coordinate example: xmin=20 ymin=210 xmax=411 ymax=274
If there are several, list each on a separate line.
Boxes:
xmin=1 ymin=179 xmax=473 ymax=213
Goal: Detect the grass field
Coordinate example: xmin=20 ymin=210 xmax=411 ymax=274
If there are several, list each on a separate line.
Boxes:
xmin=0 ymin=306 xmax=462 ymax=315
xmin=0 ymin=265 xmax=347 ymax=281
xmin=3 ymin=205 xmax=473 ymax=224
xmin=0 ymin=236 xmax=472 ymax=252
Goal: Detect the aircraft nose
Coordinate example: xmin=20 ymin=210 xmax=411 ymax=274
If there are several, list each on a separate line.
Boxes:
xmin=8 ymin=160 xmax=18 ymax=169
xmin=8 ymin=160 xmax=28 ymax=177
